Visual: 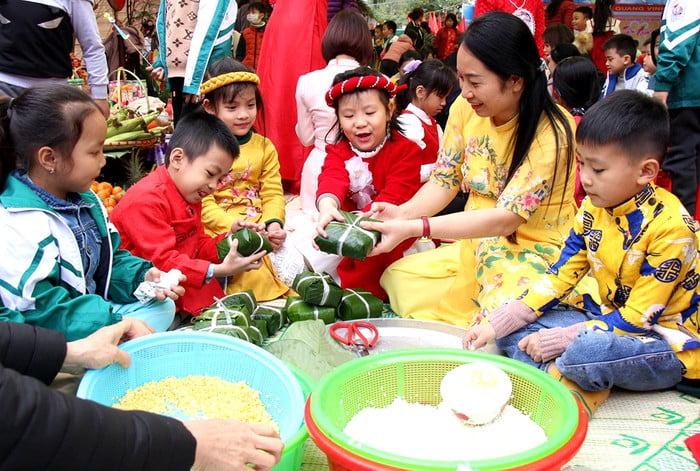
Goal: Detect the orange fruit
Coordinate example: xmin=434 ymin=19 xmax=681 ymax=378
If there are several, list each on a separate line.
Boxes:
xmin=111 ymin=186 xmax=123 ymax=195
xmin=112 ymin=192 xmax=122 ymax=202
xmin=103 ymin=197 xmax=116 ymax=207
xmin=90 ymin=181 xmax=99 ymax=192
xmin=98 ymin=181 xmax=112 ymax=192
xmin=107 ymin=206 xmax=114 ymax=214
xmin=97 ymin=189 xmax=111 ymax=200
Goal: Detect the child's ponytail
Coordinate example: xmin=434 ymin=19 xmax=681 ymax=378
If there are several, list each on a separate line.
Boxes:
xmin=0 ymin=96 xmax=15 ymax=192
xmin=394 ymin=59 xmax=456 ymax=114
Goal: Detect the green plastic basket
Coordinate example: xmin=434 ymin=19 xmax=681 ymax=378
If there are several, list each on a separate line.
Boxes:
xmin=309 ymin=349 xmax=580 ymax=470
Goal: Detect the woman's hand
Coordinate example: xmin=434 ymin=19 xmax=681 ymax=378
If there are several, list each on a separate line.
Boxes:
xmin=315 ymin=197 xmax=344 ymax=239
xmin=363 ymin=201 xmax=401 ymax=221
xmin=265 ymin=222 xmax=286 ymax=251
xmin=462 ymin=323 xmax=496 ymax=350
xmin=184 ymin=420 xmax=284 ymax=471
xmin=144 ymin=267 xmax=187 ymax=301
xmin=361 ymin=218 xmax=420 ymax=255
xmin=64 ymin=318 xmax=154 ymax=370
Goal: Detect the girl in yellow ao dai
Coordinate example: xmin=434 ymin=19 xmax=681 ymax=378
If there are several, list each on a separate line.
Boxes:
xmin=200 ymin=59 xmax=292 ymax=301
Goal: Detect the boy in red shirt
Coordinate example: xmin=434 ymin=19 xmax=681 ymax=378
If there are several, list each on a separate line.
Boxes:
xmin=111 ymin=112 xmax=266 ymax=320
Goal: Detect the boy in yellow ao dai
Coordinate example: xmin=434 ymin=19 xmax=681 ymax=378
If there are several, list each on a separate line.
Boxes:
xmin=381 ymin=95 xmax=595 ymax=326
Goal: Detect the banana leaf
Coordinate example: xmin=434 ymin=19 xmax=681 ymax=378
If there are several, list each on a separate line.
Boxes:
xmin=285 ymin=297 xmax=336 ymax=324
xmin=313 ymin=210 xmax=381 ymax=261
xmin=337 ymin=288 xmax=383 ymax=320
xmin=292 ymin=271 xmax=342 ymax=307
xmin=217 ymin=228 xmax=273 ymax=258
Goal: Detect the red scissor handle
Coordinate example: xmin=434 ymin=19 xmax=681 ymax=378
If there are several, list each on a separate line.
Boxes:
xmin=330 ymin=321 xmax=379 ymax=348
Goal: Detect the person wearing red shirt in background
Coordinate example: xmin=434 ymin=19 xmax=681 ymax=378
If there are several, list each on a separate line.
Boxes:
xmin=475 ymin=0 xmax=546 ymax=57
xmin=435 ymin=13 xmax=459 ymax=61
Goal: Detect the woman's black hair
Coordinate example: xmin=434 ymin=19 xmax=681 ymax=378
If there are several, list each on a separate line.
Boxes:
xmin=553 ymin=56 xmax=600 ymax=115
xmin=0 ymin=85 xmax=101 ymax=191
xmin=463 ymin=12 xmax=575 ymax=218
xmin=322 ymin=10 xmax=373 ymax=66
xmin=202 ymin=57 xmax=265 ymax=135
xmin=546 ymin=0 xmax=565 ymax=20
xmin=328 ymin=66 xmax=402 ymax=143
xmin=592 ymin=0 xmax=615 ymax=36
xmin=395 ymin=59 xmax=455 ymax=113
xmin=649 ymin=28 xmax=661 ymax=66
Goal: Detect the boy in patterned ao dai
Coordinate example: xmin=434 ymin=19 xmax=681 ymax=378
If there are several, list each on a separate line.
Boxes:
xmin=465 ymin=91 xmax=700 ymax=413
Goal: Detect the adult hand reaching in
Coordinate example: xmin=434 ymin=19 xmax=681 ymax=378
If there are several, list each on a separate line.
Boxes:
xmin=184 ymin=420 xmax=284 ymax=471
xmin=63 ymin=318 xmax=154 ymax=370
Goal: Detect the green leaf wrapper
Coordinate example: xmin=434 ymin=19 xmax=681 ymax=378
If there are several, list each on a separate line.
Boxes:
xmin=314 ymin=210 xmax=381 ymax=261
xmin=252 ymin=305 xmax=287 ymax=335
xmin=336 ymin=288 xmax=384 ymax=320
xmin=214 ymin=290 xmax=257 ymax=314
xmin=285 ymin=296 xmax=336 ymax=324
xmin=194 ymin=304 xmax=251 ymax=329
xmin=217 ymin=228 xmax=273 ymax=259
xmin=292 ymin=271 xmax=342 ymax=307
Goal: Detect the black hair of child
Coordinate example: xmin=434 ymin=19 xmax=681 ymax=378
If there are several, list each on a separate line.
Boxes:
xmin=553 ymin=56 xmax=600 ymax=115
xmin=649 ymin=28 xmax=661 ymax=66
xmin=577 ymin=90 xmax=669 ymax=162
xmin=165 ymin=111 xmax=240 ymax=166
xmin=383 ymin=20 xmax=397 ymax=34
xmin=329 ymin=66 xmax=403 ymax=143
xmin=603 ymin=34 xmax=638 ymax=60
xmin=395 ymin=58 xmax=455 ymax=113
xmin=551 ymin=43 xmax=581 ymax=65
xmin=574 ymin=6 xmax=593 ymax=19
xmin=0 ymin=84 xmax=100 ymax=190
xmin=399 ymin=49 xmax=423 ymax=66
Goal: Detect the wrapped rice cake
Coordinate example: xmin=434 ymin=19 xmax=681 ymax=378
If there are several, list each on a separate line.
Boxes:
xmin=292 ymin=271 xmax=342 ymax=307
xmin=252 ymin=304 xmax=287 ymax=336
xmin=285 ymin=296 xmax=336 ymax=324
xmin=314 ymin=210 xmax=381 ymax=261
xmin=217 ymin=228 xmax=273 ymax=258
xmin=337 ymin=288 xmax=383 ymax=320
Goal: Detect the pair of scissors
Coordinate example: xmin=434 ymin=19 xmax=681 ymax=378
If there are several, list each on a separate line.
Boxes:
xmin=329 ymin=321 xmax=379 ymax=356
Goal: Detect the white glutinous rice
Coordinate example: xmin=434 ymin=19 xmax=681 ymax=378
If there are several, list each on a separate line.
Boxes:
xmin=343 ymin=397 xmax=547 ymax=462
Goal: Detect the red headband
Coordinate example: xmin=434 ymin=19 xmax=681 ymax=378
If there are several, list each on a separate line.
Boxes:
xmin=325 ymin=75 xmax=398 ymax=107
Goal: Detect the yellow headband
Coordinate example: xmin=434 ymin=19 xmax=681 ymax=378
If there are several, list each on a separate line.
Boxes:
xmin=199 ymin=71 xmax=260 ymax=95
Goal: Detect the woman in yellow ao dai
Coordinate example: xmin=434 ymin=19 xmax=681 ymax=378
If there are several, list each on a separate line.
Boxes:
xmin=366 ymin=12 xmax=596 ymax=327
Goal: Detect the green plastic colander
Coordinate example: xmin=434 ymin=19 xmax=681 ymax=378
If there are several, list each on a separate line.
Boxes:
xmin=309 ymin=349 xmax=581 ymax=470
